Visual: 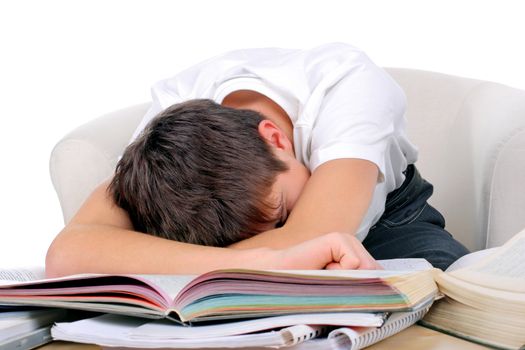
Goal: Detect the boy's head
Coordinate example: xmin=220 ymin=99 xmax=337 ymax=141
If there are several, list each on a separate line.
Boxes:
xmin=109 ymin=99 xmax=289 ymax=246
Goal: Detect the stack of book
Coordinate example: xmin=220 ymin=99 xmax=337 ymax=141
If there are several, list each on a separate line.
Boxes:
xmin=421 ymin=228 xmax=525 ymax=350
xmin=0 ymin=261 xmax=437 ymax=349
xmin=1 ymin=227 xmax=524 ymax=349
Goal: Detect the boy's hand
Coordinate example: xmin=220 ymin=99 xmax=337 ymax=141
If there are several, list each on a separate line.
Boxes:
xmin=269 ymin=232 xmax=381 ymax=270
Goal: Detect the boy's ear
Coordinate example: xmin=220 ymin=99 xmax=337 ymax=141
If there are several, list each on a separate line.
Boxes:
xmin=257 ymin=120 xmax=292 ymax=151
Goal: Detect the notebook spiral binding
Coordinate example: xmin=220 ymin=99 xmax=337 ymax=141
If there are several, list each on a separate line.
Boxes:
xmin=286 ymin=325 xmax=328 ymax=346
xmin=330 ymin=307 xmax=431 ymax=350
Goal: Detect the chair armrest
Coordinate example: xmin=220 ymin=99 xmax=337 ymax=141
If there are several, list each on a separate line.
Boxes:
xmin=386 ymin=68 xmax=525 ymax=249
xmin=49 ymin=103 xmax=149 ymax=223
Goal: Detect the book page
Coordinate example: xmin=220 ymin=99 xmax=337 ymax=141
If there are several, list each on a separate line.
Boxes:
xmin=445 ymin=248 xmax=499 ymax=272
xmin=0 ymin=273 xmax=184 ymax=317
xmin=0 ymin=267 xmax=45 ymax=284
xmin=378 ymin=258 xmax=433 ymax=271
xmin=135 ymin=274 xmax=196 ymax=303
xmin=172 ymin=268 xmax=436 ymax=323
xmin=198 ymin=268 xmax=430 ymax=280
xmin=447 ymin=228 xmax=525 ymax=293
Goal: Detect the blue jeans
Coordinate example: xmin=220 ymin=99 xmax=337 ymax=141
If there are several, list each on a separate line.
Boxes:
xmin=362 ymin=165 xmax=469 ymax=270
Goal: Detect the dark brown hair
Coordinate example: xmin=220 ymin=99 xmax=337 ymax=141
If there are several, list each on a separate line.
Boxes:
xmin=109 ymin=99 xmax=288 ymax=246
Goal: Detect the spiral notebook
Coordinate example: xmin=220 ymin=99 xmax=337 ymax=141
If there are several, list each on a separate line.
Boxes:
xmin=52 ymin=304 xmax=430 ymax=349
xmin=324 ymin=306 xmax=431 ymax=350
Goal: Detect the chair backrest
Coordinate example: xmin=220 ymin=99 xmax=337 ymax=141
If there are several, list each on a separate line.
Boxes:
xmin=50 ymin=68 xmax=525 ymax=251
xmin=387 ymin=68 xmax=525 ymax=250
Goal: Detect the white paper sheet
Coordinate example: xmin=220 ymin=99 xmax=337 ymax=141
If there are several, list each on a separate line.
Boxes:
xmin=131 ymin=312 xmax=385 ymax=339
xmin=52 ymin=314 xmax=324 ymax=348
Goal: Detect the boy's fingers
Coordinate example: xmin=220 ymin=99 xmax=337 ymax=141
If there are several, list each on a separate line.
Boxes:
xmin=335 ymin=251 xmax=361 ymax=269
xmin=353 ymin=246 xmax=381 ymax=270
xmin=328 ymin=232 xmax=379 ymax=270
xmin=325 ymin=262 xmax=344 ymax=270
xmin=358 ymin=258 xmax=382 ymax=270
xmin=276 ymin=231 xmax=380 ymax=270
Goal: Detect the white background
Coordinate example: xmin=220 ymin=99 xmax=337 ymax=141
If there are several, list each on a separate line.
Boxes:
xmin=1 ymin=0 xmax=524 ymax=268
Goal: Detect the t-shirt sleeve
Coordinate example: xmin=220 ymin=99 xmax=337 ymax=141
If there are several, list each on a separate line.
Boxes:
xmin=309 ymin=52 xmax=407 ymax=182
xmin=129 ymin=78 xmax=185 ymax=143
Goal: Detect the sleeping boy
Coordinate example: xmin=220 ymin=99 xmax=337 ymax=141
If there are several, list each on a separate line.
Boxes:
xmin=46 ymin=43 xmax=468 ymax=277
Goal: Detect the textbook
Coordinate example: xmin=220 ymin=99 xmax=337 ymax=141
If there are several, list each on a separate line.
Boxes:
xmin=420 ymin=227 xmax=525 ymax=350
xmin=0 ymin=266 xmax=438 ymax=324
xmin=0 ymin=309 xmax=67 ymax=350
xmin=51 ymin=305 xmax=431 ymax=349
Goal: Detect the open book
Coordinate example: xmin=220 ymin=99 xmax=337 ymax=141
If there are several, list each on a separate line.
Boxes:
xmin=420 ymin=227 xmax=525 ymax=350
xmin=0 ymin=266 xmax=438 ymax=324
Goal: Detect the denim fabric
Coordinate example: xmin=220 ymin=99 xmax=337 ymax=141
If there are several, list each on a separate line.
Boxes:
xmin=362 ymin=165 xmax=470 ymax=270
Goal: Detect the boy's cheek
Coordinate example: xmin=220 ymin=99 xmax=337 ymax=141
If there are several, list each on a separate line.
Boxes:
xmin=286 ymin=162 xmax=310 ymax=212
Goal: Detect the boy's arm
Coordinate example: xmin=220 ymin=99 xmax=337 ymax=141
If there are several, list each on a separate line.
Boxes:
xmin=230 ymin=158 xmax=378 ymax=249
xmin=230 ymin=48 xmax=406 ymax=254
xmin=46 ymin=179 xmax=377 ymax=277
xmin=45 ymin=180 xmax=251 ymax=276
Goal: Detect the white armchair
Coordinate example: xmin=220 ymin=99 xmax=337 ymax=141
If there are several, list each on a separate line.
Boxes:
xmin=50 ymin=68 xmax=525 ymax=252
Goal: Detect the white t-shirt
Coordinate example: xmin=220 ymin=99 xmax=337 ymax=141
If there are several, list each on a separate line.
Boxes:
xmin=131 ymin=42 xmax=418 ymax=240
